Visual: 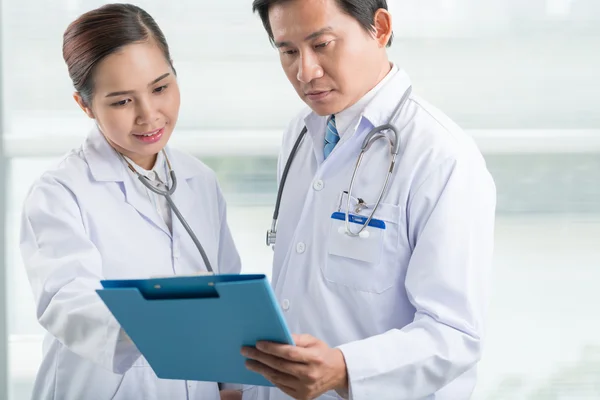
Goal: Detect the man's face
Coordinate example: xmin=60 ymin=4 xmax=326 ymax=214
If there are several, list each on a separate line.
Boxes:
xmin=269 ymin=0 xmax=387 ymax=116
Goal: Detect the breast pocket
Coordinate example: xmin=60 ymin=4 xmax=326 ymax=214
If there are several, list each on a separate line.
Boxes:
xmin=323 ymin=202 xmax=401 ymax=294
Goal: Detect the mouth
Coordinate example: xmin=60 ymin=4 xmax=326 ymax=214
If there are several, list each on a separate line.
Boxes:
xmin=305 ymin=90 xmax=332 ymax=101
xmin=132 ymin=127 xmax=165 ymax=144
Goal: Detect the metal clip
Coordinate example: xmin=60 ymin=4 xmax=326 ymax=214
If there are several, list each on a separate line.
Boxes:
xmin=354 ymin=198 xmax=367 ymax=213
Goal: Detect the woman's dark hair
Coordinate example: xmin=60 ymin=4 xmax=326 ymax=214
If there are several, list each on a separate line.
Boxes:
xmin=62 ymin=3 xmax=175 ymax=105
xmin=252 ymin=0 xmax=393 ymax=47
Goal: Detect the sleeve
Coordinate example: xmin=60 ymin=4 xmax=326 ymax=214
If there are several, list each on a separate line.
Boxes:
xmin=214 ymin=172 xmax=242 ymax=392
xmin=215 ymin=178 xmax=242 ymax=275
xmin=19 ymin=177 xmax=141 ymax=374
xmin=337 ymin=154 xmax=497 ymax=399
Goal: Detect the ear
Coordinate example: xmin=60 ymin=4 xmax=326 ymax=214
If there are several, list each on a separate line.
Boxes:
xmin=73 ymin=92 xmax=95 ymax=119
xmin=373 ymin=9 xmax=393 ymax=48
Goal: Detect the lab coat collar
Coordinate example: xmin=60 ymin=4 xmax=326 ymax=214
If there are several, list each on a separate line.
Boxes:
xmin=361 ymin=66 xmax=413 ymax=128
xmin=83 ymin=127 xmax=168 ymax=235
xmin=83 ymin=126 xmax=128 ymax=182
xmin=83 ymin=126 xmax=202 ymax=238
xmin=334 ymin=63 xmax=399 ymax=137
xmin=166 ymin=146 xmax=204 ymax=181
xmin=83 ymin=125 xmax=200 ymax=183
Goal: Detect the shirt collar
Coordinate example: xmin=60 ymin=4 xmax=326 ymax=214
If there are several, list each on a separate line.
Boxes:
xmin=122 ymin=150 xmax=167 ymax=182
xmin=334 ymin=62 xmax=399 ymax=136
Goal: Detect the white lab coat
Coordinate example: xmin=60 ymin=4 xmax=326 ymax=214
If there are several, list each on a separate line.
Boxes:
xmin=20 ymin=127 xmax=241 ymax=400
xmin=244 ymin=67 xmax=496 ymax=399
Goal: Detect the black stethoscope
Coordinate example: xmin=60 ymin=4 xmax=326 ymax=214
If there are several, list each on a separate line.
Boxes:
xmin=266 ymin=86 xmax=412 ymax=246
xmin=121 ymin=151 xmax=214 ymax=273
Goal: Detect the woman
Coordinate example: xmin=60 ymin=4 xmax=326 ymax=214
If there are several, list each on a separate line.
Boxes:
xmin=19 ymin=4 xmax=242 ymax=400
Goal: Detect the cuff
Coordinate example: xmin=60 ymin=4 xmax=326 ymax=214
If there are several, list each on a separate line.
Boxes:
xmin=111 ymin=328 xmax=142 ymax=374
xmin=336 ymin=339 xmax=374 ymax=400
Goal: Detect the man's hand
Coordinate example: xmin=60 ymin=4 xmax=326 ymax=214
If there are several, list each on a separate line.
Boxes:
xmin=242 ymin=334 xmax=348 ymax=400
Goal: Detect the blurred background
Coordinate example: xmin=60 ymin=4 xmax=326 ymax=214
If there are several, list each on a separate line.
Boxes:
xmin=1 ymin=0 xmax=599 ymax=399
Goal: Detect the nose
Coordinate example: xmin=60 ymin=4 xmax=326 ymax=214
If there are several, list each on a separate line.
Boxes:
xmin=297 ymin=52 xmax=323 ymax=84
xmin=135 ymin=97 xmax=159 ymax=126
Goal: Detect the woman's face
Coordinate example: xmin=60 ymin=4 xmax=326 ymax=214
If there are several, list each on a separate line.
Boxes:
xmin=75 ymin=40 xmax=180 ymax=169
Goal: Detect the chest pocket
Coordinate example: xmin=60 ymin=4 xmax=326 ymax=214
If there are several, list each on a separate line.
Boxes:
xmin=323 ymin=201 xmax=402 ymax=294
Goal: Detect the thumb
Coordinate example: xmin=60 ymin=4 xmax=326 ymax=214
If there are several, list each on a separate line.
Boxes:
xmin=292 ymin=333 xmax=320 ymax=348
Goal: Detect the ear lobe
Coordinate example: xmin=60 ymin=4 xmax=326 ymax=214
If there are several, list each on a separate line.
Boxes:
xmin=373 ymin=9 xmax=393 ymax=48
xmin=73 ymin=92 xmax=95 ymax=119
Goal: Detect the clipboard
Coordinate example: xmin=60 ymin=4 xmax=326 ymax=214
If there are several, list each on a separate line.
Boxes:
xmin=96 ymin=274 xmax=293 ymax=386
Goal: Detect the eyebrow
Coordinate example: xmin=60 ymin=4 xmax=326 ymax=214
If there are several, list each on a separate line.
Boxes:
xmin=105 ymin=72 xmax=171 ymax=98
xmin=274 ymin=27 xmax=334 ymax=48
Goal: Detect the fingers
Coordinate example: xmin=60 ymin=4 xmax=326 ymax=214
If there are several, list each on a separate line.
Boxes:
xmin=245 ymin=359 xmax=298 ymax=390
xmin=248 ymin=342 xmax=310 ymax=363
xmin=291 ymin=334 xmax=320 ymax=347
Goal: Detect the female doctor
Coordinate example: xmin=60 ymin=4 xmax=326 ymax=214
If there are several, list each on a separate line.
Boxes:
xmin=19 ymin=4 xmax=241 ymax=400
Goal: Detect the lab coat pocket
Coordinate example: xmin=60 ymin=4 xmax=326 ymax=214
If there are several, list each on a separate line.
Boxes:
xmin=324 ymin=203 xmax=400 ymax=294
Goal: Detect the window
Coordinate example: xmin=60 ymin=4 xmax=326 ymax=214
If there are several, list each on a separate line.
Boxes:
xmin=2 ymin=1 xmax=599 ymax=399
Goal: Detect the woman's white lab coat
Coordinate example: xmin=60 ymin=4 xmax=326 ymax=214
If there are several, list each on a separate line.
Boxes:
xmin=19 ymin=127 xmax=241 ymax=400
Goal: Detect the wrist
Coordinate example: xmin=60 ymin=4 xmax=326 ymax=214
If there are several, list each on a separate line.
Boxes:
xmin=332 ymin=348 xmax=349 ymax=393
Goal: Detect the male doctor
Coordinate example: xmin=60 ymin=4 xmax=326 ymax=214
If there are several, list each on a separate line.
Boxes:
xmin=242 ymin=0 xmax=496 ymax=399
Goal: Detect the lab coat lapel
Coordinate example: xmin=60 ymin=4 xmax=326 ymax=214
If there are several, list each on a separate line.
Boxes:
xmin=304 ymin=114 xmax=327 ymax=165
xmin=122 ymin=174 xmax=172 ymax=237
xmin=166 ymin=150 xmax=214 ymax=272
xmin=169 ymin=175 xmax=197 ymax=246
xmin=82 ymin=126 xmax=171 ymax=237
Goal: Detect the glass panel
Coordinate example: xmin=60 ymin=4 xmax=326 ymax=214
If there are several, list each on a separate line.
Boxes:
xmin=2 ymin=1 xmax=599 ymax=399
xmin=2 ymin=0 xmax=599 ymax=136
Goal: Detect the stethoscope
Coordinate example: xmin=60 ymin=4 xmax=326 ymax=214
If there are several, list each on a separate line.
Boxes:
xmin=120 ymin=151 xmax=214 ymax=273
xmin=266 ymin=86 xmax=412 ymax=246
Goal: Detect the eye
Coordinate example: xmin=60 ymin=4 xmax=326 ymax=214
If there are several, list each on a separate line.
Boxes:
xmin=315 ymin=41 xmax=332 ymax=49
xmin=153 ymin=85 xmax=168 ymax=93
xmin=282 ymin=49 xmax=298 ymax=56
xmin=111 ymin=99 xmax=130 ymax=107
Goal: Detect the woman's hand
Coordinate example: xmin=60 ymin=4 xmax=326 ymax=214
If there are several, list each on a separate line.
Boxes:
xmin=220 ymin=389 xmax=242 ymax=400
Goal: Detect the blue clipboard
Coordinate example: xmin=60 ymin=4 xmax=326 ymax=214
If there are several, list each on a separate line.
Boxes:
xmin=96 ymin=274 xmax=293 ymax=386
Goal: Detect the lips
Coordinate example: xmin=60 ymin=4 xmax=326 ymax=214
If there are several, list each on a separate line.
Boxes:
xmin=132 ymin=127 xmax=165 ymax=144
xmin=305 ymin=90 xmax=332 ymax=101
xmin=306 ymin=90 xmax=330 ymax=96
xmin=133 ymin=128 xmax=162 ymax=137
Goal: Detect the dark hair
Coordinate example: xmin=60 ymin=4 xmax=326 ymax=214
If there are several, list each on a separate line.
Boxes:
xmin=62 ymin=3 xmax=175 ymax=105
xmin=252 ymin=0 xmax=393 ymax=47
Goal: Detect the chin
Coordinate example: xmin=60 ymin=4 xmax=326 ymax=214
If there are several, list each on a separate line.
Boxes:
xmin=303 ymin=101 xmax=332 ymax=116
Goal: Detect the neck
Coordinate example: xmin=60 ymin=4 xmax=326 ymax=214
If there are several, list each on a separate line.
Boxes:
xmin=336 ymin=61 xmax=392 ymax=116
xmin=130 ymin=153 xmax=158 ymax=170
xmin=368 ymin=61 xmax=393 ymax=99
xmin=101 ymin=133 xmax=159 ymax=170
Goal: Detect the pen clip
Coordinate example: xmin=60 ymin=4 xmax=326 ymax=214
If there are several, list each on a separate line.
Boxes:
xmin=354 ymin=198 xmax=367 ymax=213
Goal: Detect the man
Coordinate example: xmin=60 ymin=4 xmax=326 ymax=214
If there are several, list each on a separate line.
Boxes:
xmin=241 ymin=0 xmax=496 ymax=399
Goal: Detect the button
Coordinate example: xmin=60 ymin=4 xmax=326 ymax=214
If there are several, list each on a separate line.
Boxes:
xmin=282 ymin=299 xmax=290 ymax=311
xmin=313 ymin=180 xmax=324 ymax=191
xmin=296 ymin=242 xmax=306 ymax=253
